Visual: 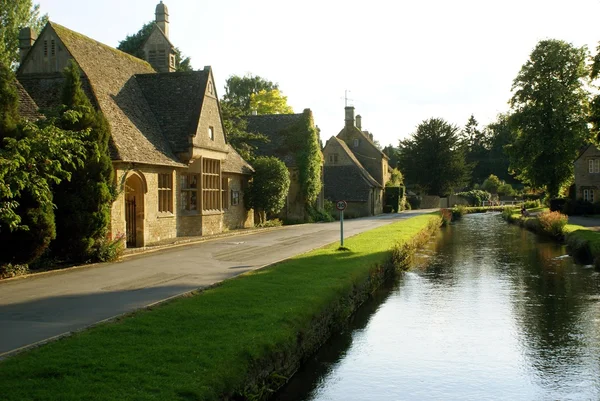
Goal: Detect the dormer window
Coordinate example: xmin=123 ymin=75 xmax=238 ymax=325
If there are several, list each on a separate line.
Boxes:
xmin=353 ymin=138 xmax=359 ymax=148
xmin=208 ymin=126 xmax=214 ymax=141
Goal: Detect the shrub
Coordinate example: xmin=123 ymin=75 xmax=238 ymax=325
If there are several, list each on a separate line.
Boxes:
xmin=455 ymin=190 xmax=492 ymax=206
xmin=405 ymin=201 xmax=412 ymax=210
xmin=306 ymin=204 xmax=334 ymax=223
xmin=440 ymin=208 xmax=452 ymax=226
xmin=497 ymin=183 xmax=515 ymax=196
xmin=537 ymin=211 xmax=568 ymax=238
xmin=501 ymin=207 xmax=516 ymax=220
xmin=93 ymin=235 xmax=125 ymax=262
xmin=549 ymin=198 xmax=568 ymax=212
xmin=407 ymin=196 xmax=420 ymax=210
xmin=257 ymin=219 xmax=283 ymax=228
xmin=523 ymin=200 xmax=541 ymax=209
xmin=451 ymin=204 xmax=467 ymax=220
xmin=0 ymin=263 xmax=29 ymax=279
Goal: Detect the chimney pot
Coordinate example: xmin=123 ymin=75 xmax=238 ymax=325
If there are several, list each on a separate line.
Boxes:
xmin=356 ymin=114 xmax=362 ymax=130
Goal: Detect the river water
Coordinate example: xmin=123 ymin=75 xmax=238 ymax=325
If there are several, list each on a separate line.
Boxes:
xmin=275 ymin=213 xmax=600 ymax=401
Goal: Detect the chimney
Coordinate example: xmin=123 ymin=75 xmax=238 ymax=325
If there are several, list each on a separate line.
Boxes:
xmin=344 ymin=106 xmax=355 ymax=127
xmin=19 ymin=27 xmax=37 ymax=63
xmin=356 ymin=114 xmax=362 ymax=130
xmin=155 ymin=1 xmax=169 ymax=38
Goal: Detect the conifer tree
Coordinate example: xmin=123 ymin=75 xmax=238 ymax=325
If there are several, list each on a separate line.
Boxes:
xmin=0 ymin=62 xmax=85 ymax=266
xmin=51 ymin=60 xmax=115 ymax=262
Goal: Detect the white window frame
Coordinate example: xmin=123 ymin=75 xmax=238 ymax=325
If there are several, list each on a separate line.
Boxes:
xmin=584 ymin=189 xmax=595 ymax=203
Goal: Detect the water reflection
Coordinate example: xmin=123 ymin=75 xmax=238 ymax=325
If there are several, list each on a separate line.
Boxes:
xmin=274 ymin=213 xmax=600 ymax=401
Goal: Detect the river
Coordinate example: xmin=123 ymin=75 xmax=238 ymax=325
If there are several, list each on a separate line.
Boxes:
xmin=274 ymin=212 xmax=600 ymax=401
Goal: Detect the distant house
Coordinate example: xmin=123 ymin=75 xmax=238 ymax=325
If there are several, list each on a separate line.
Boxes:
xmin=245 ymin=109 xmax=324 ymax=222
xmin=574 ymin=144 xmax=600 ymax=202
xmin=323 ymin=136 xmax=382 ymax=216
xmin=17 ymin=2 xmax=254 ymax=248
xmin=323 ymin=107 xmax=390 ymax=216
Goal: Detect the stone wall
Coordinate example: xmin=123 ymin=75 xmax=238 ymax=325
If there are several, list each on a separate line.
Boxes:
xmin=111 ymin=164 xmax=181 ymax=247
xmin=223 ymin=174 xmax=254 ymax=229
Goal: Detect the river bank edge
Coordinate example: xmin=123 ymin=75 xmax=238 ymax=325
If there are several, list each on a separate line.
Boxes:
xmin=497 ymin=208 xmax=600 ymax=268
xmin=0 ymin=214 xmax=442 ymax=401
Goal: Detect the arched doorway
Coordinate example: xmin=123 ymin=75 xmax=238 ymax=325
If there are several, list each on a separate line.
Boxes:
xmin=124 ymin=172 xmax=146 ymax=247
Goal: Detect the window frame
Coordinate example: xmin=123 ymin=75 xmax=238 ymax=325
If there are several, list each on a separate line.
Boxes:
xmin=180 ymin=173 xmax=199 ymax=212
xmin=231 ymin=190 xmax=240 ymax=206
xmin=202 ymin=158 xmax=221 ymax=211
xmin=208 ymin=126 xmax=215 ymax=141
xmin=158 ymin=172 xmax=173 ymax=213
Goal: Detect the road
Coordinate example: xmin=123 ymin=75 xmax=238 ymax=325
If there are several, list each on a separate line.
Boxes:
xmin=0 ymin=210 xmax=434 ymax=356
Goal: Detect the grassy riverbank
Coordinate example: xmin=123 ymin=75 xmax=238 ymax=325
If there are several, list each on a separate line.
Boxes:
xmin=0 ymin=214 xmax=440 ymax=401
xmin=501 ymin=208 xmax=600 ymax=267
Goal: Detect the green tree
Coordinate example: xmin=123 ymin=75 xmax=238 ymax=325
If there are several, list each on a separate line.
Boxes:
xmin=399 ymin=118 xmax=471 ymax=196
xmin=246 ymin=156 xmax=290 ymax=225
xmin=220 ymin=102 xmax=268 ymax=161
xmin=223 ymin=74 xmax=278 ymax=112
xmin=481 ymin=174 xmax=502 ymax=194
xmin=382 ymin=145 xmax=400 ymax=169
xmin=507 ymin=39 xmax=590 ymax=198
xmin=249 ymin=89 xmax=293 ymax=115
xmin=0 ymin=0 xmax=47 ymax=69
xmin=51 ymin=60 xmax=115 ymax=263
xmin=461 ymin=115 xmax=490 ymax=185
xmin=590 ymin=44 xmax=600 ymax=142
xmin=117 ymin=21 xmax=192 ymax=72
xmin=482 ymin=113 xmax=518 ymax=185
xmin=0 ymin=63 xmax=85 ymax=265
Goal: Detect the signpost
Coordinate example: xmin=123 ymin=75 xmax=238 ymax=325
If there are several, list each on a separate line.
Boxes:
xmin=336 ymin=200 xmax=347 ymax=247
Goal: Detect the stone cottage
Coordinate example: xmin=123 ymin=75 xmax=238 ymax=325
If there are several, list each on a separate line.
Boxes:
xmin=323 ymin=107 xmax=390 ymax=216
xmin=17 ymin=4 xmax=254 ymax=248
xmin=245 ymin=109 xmax=324 ymax=222
xmin=574 ymin=144 xmax=600 ymax=203
xmin=322 ymin=136 xmax=382 ymax=217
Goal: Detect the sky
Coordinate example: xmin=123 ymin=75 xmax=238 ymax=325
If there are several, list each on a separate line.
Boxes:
xmin=35 ymin=0 xmax=600 ymax=147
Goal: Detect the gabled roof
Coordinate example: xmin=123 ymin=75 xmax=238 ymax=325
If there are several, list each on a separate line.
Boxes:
xmin=19 ymin=22 xmax=185 ymax=167
xmin=574 ymin=143 xmax=595 ymax=163
xmin=337 ymin=124 xmax=389 ymax=160
xmin=329 ymin=136 xmax=381 ymax=188
xmin=245 ymin=112 xmax=306 ymax=167
xmin=140 ymin=23 xmax=175 ymax=51
xmin=223 ymin=145 xmax=254 ymax=175
xmin=137 ymin=70 xmax=209 ymax=153
xmin=15 ymin=80 xmax=43 ymax=121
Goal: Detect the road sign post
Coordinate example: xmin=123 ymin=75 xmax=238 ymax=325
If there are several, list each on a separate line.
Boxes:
xmin=336 ymin=200 xmax=347 ymax=247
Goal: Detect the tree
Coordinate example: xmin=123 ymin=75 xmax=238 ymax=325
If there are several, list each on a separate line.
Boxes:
xmin=222 ymin=74 xmax=278 ymax=112
xmin=249 ymin=89 xmax=293 ymax=115
xmin=481 ymin=174 xmax=502 ymax=194
xmin=220 ymin=102 xmax=268 ymax=161
xmin=246 ymin=156 xmax=290 ymax=225
xmin=482 ymin=113 xmax=518 ymax=185
xmin=0 ymin=0 xmax=47 ymax=69
xmin=461 ymin=115 xmax=490 ymax=186
xmin=507 ymin=39 xmax=590 ymax=198
xmin=0 ymin=63 xmax=85 ymax=265
xmin=590 ymin=44 xmax=600 ymax=142
xmin=398 ymin=118 xmax=471 ymax=196
xmin=51 ymin=60 xmax=115 ymax=263
xmin=382 ymin=145 xmax=400 ymax=169
xmin=117 ymin=21 xmax=192 ymax=72
xmin=386 ymin=168 xmax=404 ymax=187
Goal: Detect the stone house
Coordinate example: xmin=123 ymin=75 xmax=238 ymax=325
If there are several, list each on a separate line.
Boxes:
xmin=322 ymin=136 xmax=383 ymax=217
xmin=322 ymin=107 xmax=390 ymax=216
xmin=16 ymin=4 xmax=254 ymax=248
xmin=245 ymin=109 xmax=324 ymax=222
xmin=574 ymin=144 xmax=600 ymax=202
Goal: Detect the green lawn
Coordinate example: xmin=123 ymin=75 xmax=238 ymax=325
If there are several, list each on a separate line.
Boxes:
xmin=0 ymin=214 xmax=440 ymax=401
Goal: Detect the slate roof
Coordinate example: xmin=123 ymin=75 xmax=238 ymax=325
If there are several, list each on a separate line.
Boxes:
xmin=337 ymin=124 xmax=389 ymax=160
xmin=245 ymin=113 xmax=306 ymax=167
xmin=136 ymin=71 xmax=209 ymax=153
xmin=15 ymin=80 xmax=43 ymax=121
xmin=324 ymin=136 xmax=381 ymax=202
xmin=20 ymin=22 xmax=185 ymax=167
xmin=223 ymin=144 xmax=254 ymax=175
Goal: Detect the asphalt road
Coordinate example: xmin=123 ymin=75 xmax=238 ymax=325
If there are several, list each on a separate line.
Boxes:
xmin=0 ymin=210 xmax=434 ymax=356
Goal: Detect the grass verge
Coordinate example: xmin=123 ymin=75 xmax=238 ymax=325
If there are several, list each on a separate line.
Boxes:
xmin=0 ymin=214 xmax=440 ymax=401
xmin=501 ymin=208 xmax=600 ymax=267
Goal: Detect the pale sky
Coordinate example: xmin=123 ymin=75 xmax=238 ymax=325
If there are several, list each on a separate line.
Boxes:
xmin=35 ymin=0 xmax=600 ymax=147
